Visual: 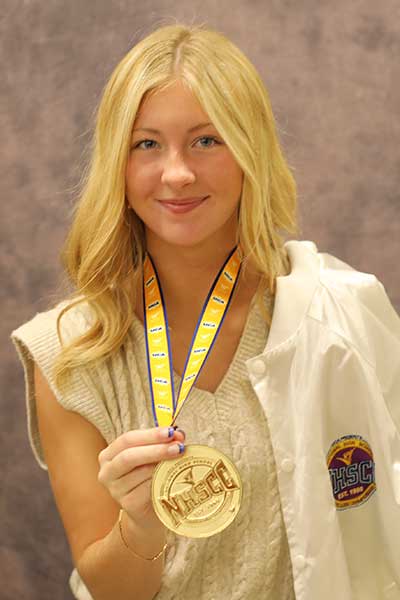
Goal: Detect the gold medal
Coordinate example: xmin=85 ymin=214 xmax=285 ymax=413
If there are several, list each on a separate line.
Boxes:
xmin=151 ymin=444 xmax=242 ymax=538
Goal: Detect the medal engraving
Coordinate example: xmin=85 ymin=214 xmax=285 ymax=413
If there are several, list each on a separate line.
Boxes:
xmin=152 ymin=445 xmax=242 ymax=537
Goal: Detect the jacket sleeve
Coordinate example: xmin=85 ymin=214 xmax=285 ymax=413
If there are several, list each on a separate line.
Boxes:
xmin=354 ymin=275 xmax=400 ymax=434
xmin=318 ymin=249 xmax=400 ymax=433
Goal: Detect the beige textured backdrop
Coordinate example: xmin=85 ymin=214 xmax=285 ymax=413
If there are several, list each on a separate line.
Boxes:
xmin=2 ymin=1 xmax=399 ymax=598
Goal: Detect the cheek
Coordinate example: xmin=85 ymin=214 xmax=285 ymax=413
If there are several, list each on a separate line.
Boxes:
xmin=210 ymin=152 xmax=243 ymax=185
xmin=125 ymin=159 xmax=157 ymax=197
xmin=228 ymin=163 xmax=243 ymax=189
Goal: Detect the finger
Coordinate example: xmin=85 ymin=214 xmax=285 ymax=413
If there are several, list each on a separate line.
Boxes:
xmin=103 ymin=441 xmax=185 ymax=481
xmin=109 ymin=463 xmax=156 ymax=499
xmin=99 ymin=426 xmax=180 ymax=463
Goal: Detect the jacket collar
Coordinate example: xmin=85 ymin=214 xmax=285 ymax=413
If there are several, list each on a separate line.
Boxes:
xmin=264 ymin=240 xmax=321 ymax=354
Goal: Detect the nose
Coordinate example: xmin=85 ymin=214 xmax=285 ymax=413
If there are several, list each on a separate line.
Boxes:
xmin=160 ymin=151 xmax=196 ymax=187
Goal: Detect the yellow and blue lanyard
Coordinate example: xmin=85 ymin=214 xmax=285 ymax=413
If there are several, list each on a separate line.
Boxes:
xmin=143 ymin=246 xmax=242 ymax=427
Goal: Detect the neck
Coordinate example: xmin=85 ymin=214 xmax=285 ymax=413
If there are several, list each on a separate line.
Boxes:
xmin=147 ymin=237 xmax=238 ymax=313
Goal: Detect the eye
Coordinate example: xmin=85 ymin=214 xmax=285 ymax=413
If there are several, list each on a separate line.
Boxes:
xmin=132 ymin=139 xmax=158 ymax=150
xmin=195 ymin=136 xmax=221 ymax=148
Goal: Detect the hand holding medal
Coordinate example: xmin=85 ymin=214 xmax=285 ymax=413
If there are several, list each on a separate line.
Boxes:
xmin=97 ymin=425 xmax=186 ymax=541
xmin=143 ymin=246 xmax=243 ymax=538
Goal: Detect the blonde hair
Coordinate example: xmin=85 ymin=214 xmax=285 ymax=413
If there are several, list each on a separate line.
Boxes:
xmin=51 ymin=21 xmax=299 ymax=392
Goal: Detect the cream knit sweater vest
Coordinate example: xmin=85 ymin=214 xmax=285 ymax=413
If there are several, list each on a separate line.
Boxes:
xmin=10 ymin=290 xmax=295 ymax=600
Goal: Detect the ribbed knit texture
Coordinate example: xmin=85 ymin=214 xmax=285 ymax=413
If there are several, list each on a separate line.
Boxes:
xmin=10 ymin=290 xmax=295 ymax=600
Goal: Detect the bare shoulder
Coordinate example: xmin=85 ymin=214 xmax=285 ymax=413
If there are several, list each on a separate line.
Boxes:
xmin=33 ymin=362 xmax=119 ymax=565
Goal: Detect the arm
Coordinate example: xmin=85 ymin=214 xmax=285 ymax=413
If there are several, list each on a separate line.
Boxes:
xmin=76 ymin=511 xmax=166 ymax=600
xmin=34 ymin=362 xmax=184 ymax=600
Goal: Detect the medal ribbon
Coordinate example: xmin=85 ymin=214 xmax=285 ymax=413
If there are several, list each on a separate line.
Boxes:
xmin=143 ymin=246 xmax=242 ymax=427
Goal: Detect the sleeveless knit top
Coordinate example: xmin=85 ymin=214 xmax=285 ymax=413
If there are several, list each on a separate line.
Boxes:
xmin=10 ymin=288 xmax=296 ymax=600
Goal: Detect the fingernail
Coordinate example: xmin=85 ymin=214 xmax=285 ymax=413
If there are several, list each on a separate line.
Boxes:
xmin=176 ymin=428 xmax=186 ymax=439
xmin=167 ymin=426 xmax=175 ymax=438
xmin=167 ymin=443 xmax=185 ymax=455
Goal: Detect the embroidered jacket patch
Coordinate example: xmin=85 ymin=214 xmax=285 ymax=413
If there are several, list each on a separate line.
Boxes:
xmin=327 ymin=434 xmax=376 ymax=510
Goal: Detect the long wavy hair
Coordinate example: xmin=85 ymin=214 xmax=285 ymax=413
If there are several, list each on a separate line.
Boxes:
xmin=51 ymin=21 xmax=299 ymax=392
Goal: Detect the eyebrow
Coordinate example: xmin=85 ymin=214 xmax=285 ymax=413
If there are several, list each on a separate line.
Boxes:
xmin=132 ymin=122 xmax=214 ymax=134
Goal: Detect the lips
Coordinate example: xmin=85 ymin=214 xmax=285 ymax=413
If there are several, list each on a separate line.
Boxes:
xmin=158 ymin=196 xmax=208 ymax=214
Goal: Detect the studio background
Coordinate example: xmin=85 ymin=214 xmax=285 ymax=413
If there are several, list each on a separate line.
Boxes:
xmin=1 ymin=1 xmax=399 ymax=598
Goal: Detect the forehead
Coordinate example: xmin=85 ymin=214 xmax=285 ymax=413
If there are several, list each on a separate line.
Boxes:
xmin=134 ymin=81 xmax=210 ymax=127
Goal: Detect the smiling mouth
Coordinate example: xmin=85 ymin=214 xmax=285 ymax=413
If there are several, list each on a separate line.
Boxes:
xmin=158 ymin=196 xmax=209 ymax=213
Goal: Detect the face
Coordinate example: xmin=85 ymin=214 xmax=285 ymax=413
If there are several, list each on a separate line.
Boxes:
xmin=125 ymin=80 xmax=243 ymax=252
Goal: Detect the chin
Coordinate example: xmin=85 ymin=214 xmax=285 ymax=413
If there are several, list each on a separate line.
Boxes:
xmin=146 ymin=220 xmax=238 ymax=252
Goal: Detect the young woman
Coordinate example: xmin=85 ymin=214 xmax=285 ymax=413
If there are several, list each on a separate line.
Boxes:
xmin=11 ymin=23 xmax=400 ymax=600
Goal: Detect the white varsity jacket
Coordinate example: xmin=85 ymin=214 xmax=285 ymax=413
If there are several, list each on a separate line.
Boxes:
xmin=245 ymin=240 xmax=400 ymax=599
